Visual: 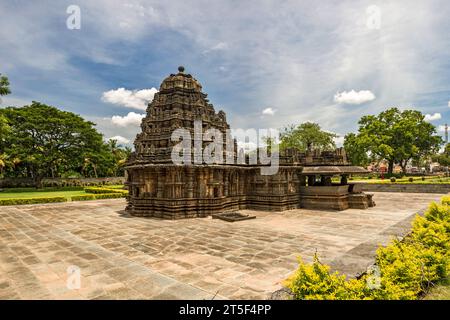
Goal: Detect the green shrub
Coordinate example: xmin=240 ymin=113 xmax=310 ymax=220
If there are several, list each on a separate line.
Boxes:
xmin=284 ymin=254 xmax=369 ymax=300
xmin=71 ymin=194 xmax=96 ymax=201
xmin=285 ymin=202 xmax=450 ymax=300
xmin=442 ymin=196 xmax=450 ymax=206
xmin=373 ymin=240 xmax=448 ymax=299
xmin=93 ymin=193 xmax=125 ymax=199
xmin=0 ymin=197 xmax=67 ymax=206
xmin=411 ymin=203 xmax=450 ymax=253
xmin=71 ymin=193 xmax=125 ymax=201
xmin=409 ymin=177 xmax=414 ymax=182
xmin=83 ymin=187 xmax=128 ymax=195
xmin=390 ymin=177 xmax=396 ymax=183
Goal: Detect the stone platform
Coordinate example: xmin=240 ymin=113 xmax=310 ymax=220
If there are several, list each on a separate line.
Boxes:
xmin=0 ymin=192 xmax=442 ymax=299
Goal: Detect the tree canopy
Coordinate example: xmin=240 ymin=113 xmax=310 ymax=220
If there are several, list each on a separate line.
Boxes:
xmin=344 ymin=108 xmax=442 ymax=173
xmin=279 ymin=122 xmax=337 ymax=152
xmin=0 ymin=73 xmax=11 ymax=150
xmin=432 ymin=143 xmax=450 ymax=167
xmin=0 ymin=73 xmax=11 ymax=97
xmin=343 ymin=132 xmax=370 ymax=167
xmin=0 ymin=102 xmax=130 ymax=187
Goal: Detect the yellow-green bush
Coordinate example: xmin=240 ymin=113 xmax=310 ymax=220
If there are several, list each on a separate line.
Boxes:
xmin=284 ymin=254 xmax=369 ymax=300
xmin=83 ymin=187 xmax=128 ymax=195
xmin=285 ymin=202 xmax=450 ymax=300
xmin=71 ymin=194 xmax=96 ymax=201
xmin=411 ymin=203 xmax=450 ymax=254
xmin=71 ymin=193 xmax=125 ymax=201
xmin=93 ymin=193 xmax=125 ymax=199
xmin=0 ymin=197 xmax=67 ymax=206
xmin=372 ymin=240 xmax=448 ymax=299
xmin=441 ymin=196 xmax=450 ymax=205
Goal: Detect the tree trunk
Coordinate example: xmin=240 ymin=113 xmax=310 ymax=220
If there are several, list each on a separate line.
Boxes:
xmin=388 ymin=159 xmax=394 ymax=175
xmin=34 ymin=175 xmax=44 ymax=189
xmin=401 ymin=163 xmax=407 ymax=174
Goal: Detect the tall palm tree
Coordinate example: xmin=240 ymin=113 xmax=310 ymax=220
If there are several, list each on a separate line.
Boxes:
xmin=0 ymin=73 xmax=11 ymax=101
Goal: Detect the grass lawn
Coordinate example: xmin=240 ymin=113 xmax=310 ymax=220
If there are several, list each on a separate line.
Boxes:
xmin=0 ymin=185 xmax=126 ymax=202
xmin=424 ymin=277 xmax=450 ymax=300
xmin=0 ymin=190 xmax=87 ymax=200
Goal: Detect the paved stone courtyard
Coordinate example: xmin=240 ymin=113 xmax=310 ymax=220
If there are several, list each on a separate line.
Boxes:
xmin=0 ymin=192 xmax=442 ymax=300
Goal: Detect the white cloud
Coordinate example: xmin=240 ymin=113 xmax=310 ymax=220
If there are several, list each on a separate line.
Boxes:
xmin=448 ymin=101 xmax=450 ymax=107
xmin=203 ymin=42 xmax=229 ymax=54
xmin=211 ymin=42 xmax=229 ymax=51
xmin=236 ymin=141 xmax=258 ymax=152
xmin=334 ymin=90 xmax=376 ymax=105
xmin=111 ymin=112 xmax=145 ymax=127
xmin=107 ymin=135 xmax=130 ymax=144
xmin=424 ymin=113 xmax=442 ymax=122
xmin=2 ymin=1 xmax=450 ymax=138
xmin=262 ymin=107 xmax=276 ymax=116
xmin=334 ymin=136 xmax=345 ymax=147
xmin=438 ymin=125 xmax=447 ymax=133
xmin=102 ymin=88 xmax=158 ymax=110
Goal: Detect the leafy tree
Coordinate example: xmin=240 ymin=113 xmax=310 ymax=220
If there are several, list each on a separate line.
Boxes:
xmin=0 ymin=113 xmax=9 ymax=143
xmin=0 ymin=102 xmax=106 ymax=188
xmin=343 ymin=133 xmax=370 ymax=166
xmin=280 ymin=122 xmax=337 ymax=152
xmin=0 ymin=73 xmax=11 ymax=176
xmin=350 ymin=108 xmax=442 ymax=174
xmin=432 ymin=143 xmax=450 ymax=167
xmin=0 ymin=153 xmax=6 ymax=176
xmin=106 ymin=139 xmax=132 ymax=176
xmin=0 ymin=73 xmax=11 ymax=97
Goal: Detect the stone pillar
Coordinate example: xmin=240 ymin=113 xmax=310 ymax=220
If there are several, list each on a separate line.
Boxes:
xmin=186 ymin=167 xmax=194 ymax=198
xmin=308 ymin=175 xmax=315 ymax=186
xmin=156 ymin=168 xmax=164 ymax=198
xmin=341 ymin=175 xmax=348 ymax=185
xmin=218 ymin=170 xmax=223 ymax=197
xmin=224 ymin=169 xmax=229 ymax=196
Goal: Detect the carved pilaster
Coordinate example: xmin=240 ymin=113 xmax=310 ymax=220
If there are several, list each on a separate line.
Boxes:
xmin=186 ymin=167 xmax=194 ymax=198
xmin=156 ymin=168 xmax=164 ymax=198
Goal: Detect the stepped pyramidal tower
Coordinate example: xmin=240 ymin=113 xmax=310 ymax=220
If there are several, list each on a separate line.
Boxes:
xmin=125 ymin=67 xmax=372 ymax=219
xmin=132 ymin=66 xmax=232 ymax=163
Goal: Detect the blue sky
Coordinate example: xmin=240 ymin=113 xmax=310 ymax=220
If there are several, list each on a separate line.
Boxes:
xmin=1 ymin=0 xmax=449 ymax=146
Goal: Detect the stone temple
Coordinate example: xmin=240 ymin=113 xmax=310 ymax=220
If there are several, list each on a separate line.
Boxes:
xmin=124 ymin=67 xmax=372 ymax=219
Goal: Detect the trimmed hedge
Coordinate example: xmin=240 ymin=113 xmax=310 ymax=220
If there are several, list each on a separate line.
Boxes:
xmin=93 ymin=193 xmax=125 ymax=199
xmin=0 ymin=197 xmax=67 ymax=206
xmin=284 ymin=200 xmax=450 ymax=300
xmin=83 ymin=187 xmax=128 ymax=195
xmin=71 ymin=194 xmax=96 ymax=201
xmin=71 ymin=193 xmax=125 ymax=201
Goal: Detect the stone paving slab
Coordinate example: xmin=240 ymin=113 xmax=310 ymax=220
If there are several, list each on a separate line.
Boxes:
xmin=0 ymin=192 xmax=442 ymax=299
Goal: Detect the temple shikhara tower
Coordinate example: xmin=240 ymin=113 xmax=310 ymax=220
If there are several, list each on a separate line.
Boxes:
xmin=125 ymin=67 xmax=372 ymax=219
